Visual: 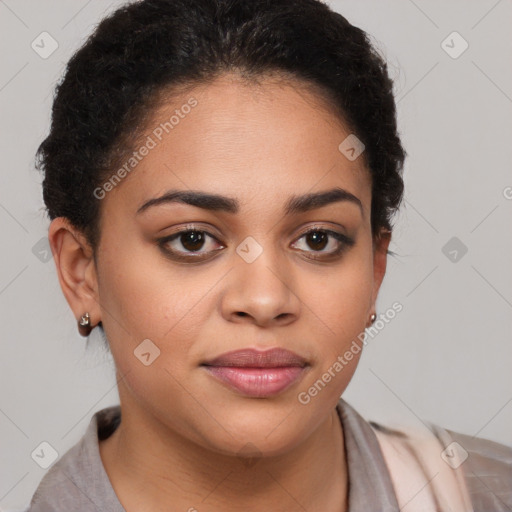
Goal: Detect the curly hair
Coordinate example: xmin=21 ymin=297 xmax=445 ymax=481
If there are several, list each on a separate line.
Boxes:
xmin=37 ymin=0 xmax=406 ymax=254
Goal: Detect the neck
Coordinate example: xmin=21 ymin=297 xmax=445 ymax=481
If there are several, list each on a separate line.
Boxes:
xmin=99 ymin=392 xmax=348 ymax=512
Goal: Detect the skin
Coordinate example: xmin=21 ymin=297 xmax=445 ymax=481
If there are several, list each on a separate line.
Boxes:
xmin=49 ymin=73 xmax=390 ymax=512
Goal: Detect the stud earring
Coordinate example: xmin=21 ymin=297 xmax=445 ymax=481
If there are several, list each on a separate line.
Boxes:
xmin=78 ymin=312 xmax=92 ymax=336
xmin=79 ymin=312 xmax=91 ymax=327
xmin=369 ymin=312 xmax=377 ymax=325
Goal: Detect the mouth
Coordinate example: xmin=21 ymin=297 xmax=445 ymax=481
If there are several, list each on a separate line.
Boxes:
xmin=201 ymin=348 xmax=309 ymax=398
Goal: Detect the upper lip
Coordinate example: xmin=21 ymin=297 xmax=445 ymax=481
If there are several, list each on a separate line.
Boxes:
xmin=202 ymin=348 xmax=308 ymax=368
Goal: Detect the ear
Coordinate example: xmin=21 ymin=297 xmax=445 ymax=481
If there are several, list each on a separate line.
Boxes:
xmin=48 ymin=217 xmax=101 ymax=335
xmin=369 ymin=229 xmax=391 ymax=317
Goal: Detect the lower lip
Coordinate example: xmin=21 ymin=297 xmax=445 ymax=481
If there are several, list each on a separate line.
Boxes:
xmin=203 ymin=366 xmax=306 ymax=397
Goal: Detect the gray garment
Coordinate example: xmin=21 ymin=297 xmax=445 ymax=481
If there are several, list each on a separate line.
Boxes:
xmin=27 ymin=398 xmax=512 ymax=511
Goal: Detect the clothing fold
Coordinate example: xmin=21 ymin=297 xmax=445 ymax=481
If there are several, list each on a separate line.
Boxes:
xmin=26 ymin=398 xmax=512 ymax=512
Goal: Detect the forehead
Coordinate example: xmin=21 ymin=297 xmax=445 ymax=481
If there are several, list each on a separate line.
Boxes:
xmin=100 ymin=74 xmax=371 ymax=219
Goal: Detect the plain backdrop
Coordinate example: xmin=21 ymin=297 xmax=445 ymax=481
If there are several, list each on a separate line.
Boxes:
xmin=1 ymin=0 xmax=511 ymax=509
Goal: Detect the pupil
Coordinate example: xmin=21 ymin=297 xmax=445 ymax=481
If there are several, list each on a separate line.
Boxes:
xmin=308 ymin=231 xmax=327 ymax=251
xmin=182 ymin=231 xmax=204 ymax=251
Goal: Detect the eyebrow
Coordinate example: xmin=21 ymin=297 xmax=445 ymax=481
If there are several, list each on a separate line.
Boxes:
xmin=136 ymin=187 xmax=363 ymax=216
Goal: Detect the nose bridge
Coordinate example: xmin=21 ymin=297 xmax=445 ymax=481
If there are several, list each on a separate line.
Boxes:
xmin=237 ymin=232 xmax=291 ymax=295
xmin=221 ymin=232 xmax=300 ymax=324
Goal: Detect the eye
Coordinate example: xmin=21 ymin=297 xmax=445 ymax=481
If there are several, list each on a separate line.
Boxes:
xmin=157 ymin=225 xmax=355 ymax=263
xmin=291 ymin=228 xmax=355 ymax=260
xmin=158 ymin=229 xmax=224 ymax=261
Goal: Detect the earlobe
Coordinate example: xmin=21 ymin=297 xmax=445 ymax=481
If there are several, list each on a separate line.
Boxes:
xmin=48 ymin=217 xmax=100 ymax=333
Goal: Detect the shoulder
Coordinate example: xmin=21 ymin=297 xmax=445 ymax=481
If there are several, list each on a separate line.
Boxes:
xmin=367 ymin=413 xmax=512 ymax=512
xmin=27 ymin=406 xmax=123 ymax=512
xmin=441 ymin=426 xmax=512 ymax=511
xmin=27 ymin=441 xmax=88 ymax=512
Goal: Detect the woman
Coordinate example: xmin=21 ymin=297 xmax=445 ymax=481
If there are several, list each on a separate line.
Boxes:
xmin=27 ymin=0 xmax=511 ymax=511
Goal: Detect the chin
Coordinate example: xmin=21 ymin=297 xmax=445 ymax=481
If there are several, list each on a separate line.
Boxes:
xmin=191 ymin=401 xmax=323 ymax=459
xmin=204 ymin=428 xmax=307 ymax=460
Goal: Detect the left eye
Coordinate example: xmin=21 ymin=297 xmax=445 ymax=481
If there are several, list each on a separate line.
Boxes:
xmin=291 ymin=229 xmax=354 ymax=258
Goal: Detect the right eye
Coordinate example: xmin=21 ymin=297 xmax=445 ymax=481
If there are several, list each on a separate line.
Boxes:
xmin=157 ymin=228 xmax=225 ymax=261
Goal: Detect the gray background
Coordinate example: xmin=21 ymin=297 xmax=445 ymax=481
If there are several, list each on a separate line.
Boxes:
xmin=1 ymin=0 xmax=511 ymax=510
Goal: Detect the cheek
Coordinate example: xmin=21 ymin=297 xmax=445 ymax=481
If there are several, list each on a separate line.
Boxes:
xmin=97 ymin=242 xmax=198 ymax=337
xmin=315 ymin=251 xmax=374 ymax=338
xmin=301 ymin=248 xmax=373 ymax=386
xmin=295 ymin=285 xmax=371 ymax=412
xmin=96 ymin=242 xmax=219 ymax=380
xmin=327 ymin=273 xmax=372 ymax=338
xmin=95 ymin=252 xmax=207 ymax=433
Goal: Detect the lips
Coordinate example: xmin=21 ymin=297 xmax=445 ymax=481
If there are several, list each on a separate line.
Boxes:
xmin=203 ymin=348 xmax=308 ymax=368
xmin=201 ymin=348 xmax=309 ymax=398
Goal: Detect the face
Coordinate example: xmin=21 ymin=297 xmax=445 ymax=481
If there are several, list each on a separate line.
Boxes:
xmin=52 ymin=73 xmax=389 ymax=458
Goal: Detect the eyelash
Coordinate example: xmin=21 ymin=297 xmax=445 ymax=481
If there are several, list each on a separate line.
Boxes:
xmin=157 ymin=226 xmax=355 ymax=262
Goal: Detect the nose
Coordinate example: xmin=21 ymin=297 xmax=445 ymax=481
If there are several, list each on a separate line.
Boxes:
xmin=220 ymin=244 xmax=301 ymax=328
